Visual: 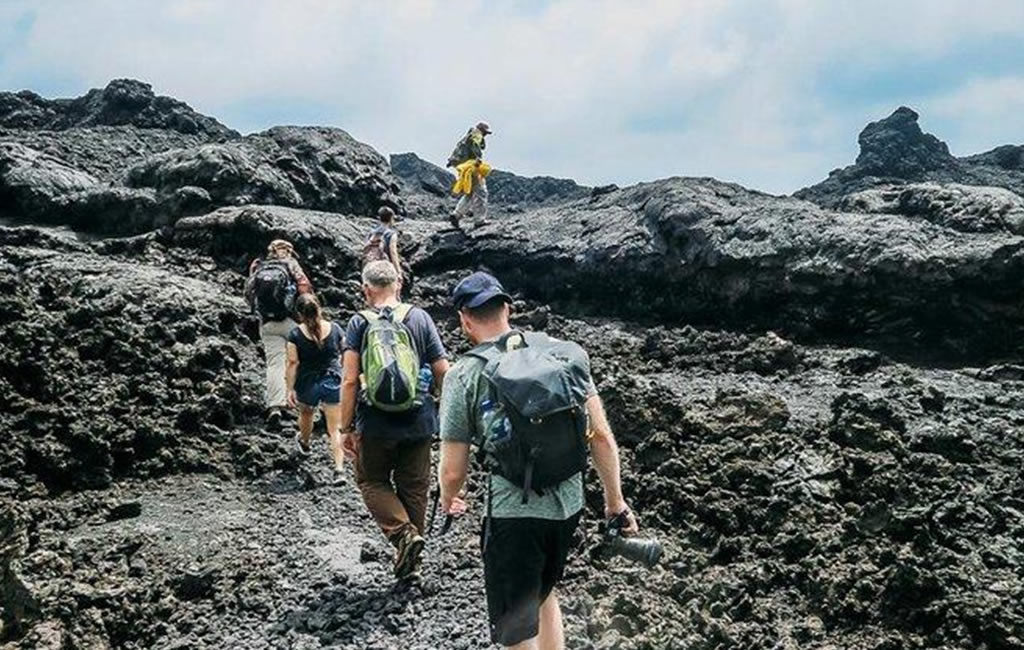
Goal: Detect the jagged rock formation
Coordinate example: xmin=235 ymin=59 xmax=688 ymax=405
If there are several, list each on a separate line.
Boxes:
xmin=1 ymin=83 xmax=400 ymax=235
xmin=420 ymin=177 xmax=1024 ymax=360
xmin=797 ymin=106 xmax=1024 ymax=206
xmin=0 ymin=79 xmax=237 ymax=139
xmin=2 ymin=82 xmax=1024 ymax=649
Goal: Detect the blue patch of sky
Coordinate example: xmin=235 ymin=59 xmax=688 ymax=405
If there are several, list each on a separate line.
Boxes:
xmin=815 ymin=34 xmax=1024 ymax=110
xmin=0 ymin=8 xmax=35 ymax=70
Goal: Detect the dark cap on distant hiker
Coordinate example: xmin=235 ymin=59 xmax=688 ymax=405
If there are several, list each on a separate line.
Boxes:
xmin=452 ymin=271 xmax=512 ymax=311
xmin=475 ymin=121 xmax=492 ymax=135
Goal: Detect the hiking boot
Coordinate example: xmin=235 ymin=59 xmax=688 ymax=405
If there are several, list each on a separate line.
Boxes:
xmin=331 ymin=467 xmax=346 ymax=485
xmin=448 ymin=213 xmax=461 ymax=229
xmin=393 ymin=529 xmax=425 ymax=580
xmin=294 ymin=434 xmax=312 ymax=456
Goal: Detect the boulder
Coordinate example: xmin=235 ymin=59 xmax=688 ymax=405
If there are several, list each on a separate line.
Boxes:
xmin=127 ymin=126 xmax=402 ymax=218
xmin=0 ymin=142 xmax=98 ymax=218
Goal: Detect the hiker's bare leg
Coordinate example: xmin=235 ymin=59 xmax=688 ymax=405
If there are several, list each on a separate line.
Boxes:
xmin=537 ymin=592 xmax=565 ymax=650
xmin=323 ymin=403 xmax=344 ymax=471
xmin=298 ymin=405 xmax=315 ymax=445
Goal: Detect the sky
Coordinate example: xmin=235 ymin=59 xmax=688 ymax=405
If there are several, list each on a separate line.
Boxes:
xmin=1 ymin=0 xmax=1022 ymax=194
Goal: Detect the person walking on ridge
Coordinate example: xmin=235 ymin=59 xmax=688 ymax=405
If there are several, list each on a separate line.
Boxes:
xmin=447 ymin=121 xmax=492 ymax=230
xmin=340 ymin=260 xmax=450 ymax=579
xmin=244 ymin=239 xmax=313 ymax=429
xmin=438 ymin=271 xmax=640 ymax=649
xmin=285 ymin=293 xmax=349 ymax=484
xmin=361 ymin=206 xmax=408 ymax=296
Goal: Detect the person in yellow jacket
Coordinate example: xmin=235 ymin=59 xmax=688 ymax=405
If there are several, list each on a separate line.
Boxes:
xmin=447 ymin=121 xmax=492 ymax=229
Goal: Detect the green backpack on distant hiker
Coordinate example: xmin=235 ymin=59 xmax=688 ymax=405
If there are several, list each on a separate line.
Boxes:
xmin=360 ymin=304 xmax=421 ymax=412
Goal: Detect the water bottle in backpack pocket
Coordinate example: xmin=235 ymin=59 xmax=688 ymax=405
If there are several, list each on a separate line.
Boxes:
xmin=469 ymin=331 xmax=592 ymax=502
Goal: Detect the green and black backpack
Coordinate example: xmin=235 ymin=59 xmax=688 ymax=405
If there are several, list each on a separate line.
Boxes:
xmin=468 ymin=331 xmax=592 ymax=502
xmin=359 ymin=304 xmax=420 ymax=412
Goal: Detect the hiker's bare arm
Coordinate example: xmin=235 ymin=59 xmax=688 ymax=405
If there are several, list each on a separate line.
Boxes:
xmin=587 ymin=394 xmax=636 ymax=531
xmin=431 ymin=358 xmax=450 ymax=396
xmin=389 ymin=237 xmax=402 ymax=277
xmin=340 ymin=350 xmax=360 ymax=432
xmin=439 ymin=441 xmax=470 ymax=513
xmin=285 ymin=343 xmax=299 ymax=407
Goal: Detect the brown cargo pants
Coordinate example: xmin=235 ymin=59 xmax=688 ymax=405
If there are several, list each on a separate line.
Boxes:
xmin=355 ymin=436 xmax=432 ymax=544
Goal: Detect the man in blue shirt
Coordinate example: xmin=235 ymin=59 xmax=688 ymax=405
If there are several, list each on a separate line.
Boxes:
xmin=340 ymin=261 xmax=449 ymax=580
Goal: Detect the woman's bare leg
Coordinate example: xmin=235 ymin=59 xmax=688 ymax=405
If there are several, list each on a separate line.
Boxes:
xmin=298 ymin=405 xmax=315 ymax=446
xmin=323 ymin=403 xmax=344 ymax=472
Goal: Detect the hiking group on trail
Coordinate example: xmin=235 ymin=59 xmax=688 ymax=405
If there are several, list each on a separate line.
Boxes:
xmin=240 ymin=123 xmax=645 ymax=649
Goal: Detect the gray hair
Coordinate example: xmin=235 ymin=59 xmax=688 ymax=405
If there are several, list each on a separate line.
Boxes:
xmin=362 ymin=260 xmax=399 ymax=288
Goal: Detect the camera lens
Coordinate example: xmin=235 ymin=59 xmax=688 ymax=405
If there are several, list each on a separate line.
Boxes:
xmin=608 ymin=535 xmax=663 ymax=568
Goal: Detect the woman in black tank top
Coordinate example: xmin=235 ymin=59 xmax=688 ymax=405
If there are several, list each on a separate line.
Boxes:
xmin=285 ymin=294 xmax=350 ymax=483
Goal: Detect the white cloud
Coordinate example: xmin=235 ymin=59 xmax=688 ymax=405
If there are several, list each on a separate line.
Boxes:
xmin=1 ymin=0 xmax=1022 ymax=193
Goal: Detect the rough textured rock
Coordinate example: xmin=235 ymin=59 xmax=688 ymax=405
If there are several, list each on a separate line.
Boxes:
xmin=839 ymin=183 xmax=1024 ymax=234
xmin=3 ymin=82 xmax=1024 ymax=650
xmin=797 ymin=106 xmax=1024 ymax=207
xmin=126 ymin=126 xmax=402 ymax=219
xmin=0 ymin=126 xmax=210 ymax=182
xmin=390 ymin=152 xmax=590 ymax=219
xmin=486 ymin=169 xmax=589 ymax=208
xmin=0 ymin=79 xmax=237 ymax=139
xmin=418 ymin=177 xmax=1024 ymax=360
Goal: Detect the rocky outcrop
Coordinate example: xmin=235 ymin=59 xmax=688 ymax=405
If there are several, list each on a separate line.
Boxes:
xmin=839 ymin=183 xmax=1024 ymax=234
xmin=0 ymin=226 xmax=263 ymax=493
xmin=797 ymin=106 xmax=1024 ymax=206
xmin=418 ymin=177 xmax=1024 ymax=360
xmin=0 ymin=79 xmax=237 ymax=139
xmin=126 ymin=127 xmax=402 ymax=219
xmin=390 ymin=152 xmax=590 ymax=219
xmin=486 ymin=169 xmax=589 ymax=208
xmin=4 ymin=81 xmax=1024 ymax=650
xmin=1 ymin=121 xmax=401 ymax=234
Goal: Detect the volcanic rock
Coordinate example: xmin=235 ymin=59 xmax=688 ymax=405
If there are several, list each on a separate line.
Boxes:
xmin=797 ymin=106 xmax=1024 ymax=207
xmin=0 ymin=79 xmax=237 ymax=139
xmin=127 ymin=127 xmax=402 ymax=218
xmin=3 ymin=81 xmax=1024 ymax=650
xmin=420 ymin=177 xmax=1024 ymax=359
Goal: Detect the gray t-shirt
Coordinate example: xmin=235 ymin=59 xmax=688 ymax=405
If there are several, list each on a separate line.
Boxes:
xmin=439 ymin=339 xmax=594 ymax=520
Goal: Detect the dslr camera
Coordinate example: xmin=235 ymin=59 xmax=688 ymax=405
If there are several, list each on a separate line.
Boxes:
xmin=604 ymin=510 xmax=662 ymax=568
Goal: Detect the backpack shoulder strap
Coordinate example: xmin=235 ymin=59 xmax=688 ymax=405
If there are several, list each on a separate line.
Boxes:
xmin=392 ymin=303 xmax=413 ymax=322
xmin=359 ymin=309 xmax=379 ymax=322
xmin=464 ymin=341 xmax=501 ymax=365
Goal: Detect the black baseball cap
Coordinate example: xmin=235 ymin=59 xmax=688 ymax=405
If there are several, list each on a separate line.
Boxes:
xmin=452 ymin=271 xmax=513 ymax=310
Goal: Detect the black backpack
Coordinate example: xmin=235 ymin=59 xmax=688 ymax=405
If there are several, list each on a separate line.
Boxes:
xmin=252 ymin=259 xmax=297 ymax=320
xmin=468 ymin=331 xmax=592 ymax=502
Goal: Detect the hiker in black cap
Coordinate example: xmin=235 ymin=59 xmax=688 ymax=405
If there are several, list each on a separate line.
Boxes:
xmin=438 ymin=271 xmax=639 ymax=648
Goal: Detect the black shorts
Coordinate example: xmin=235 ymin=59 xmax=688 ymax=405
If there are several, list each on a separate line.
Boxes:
xmin=481 ymin=512 xmax=582 ymax=646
